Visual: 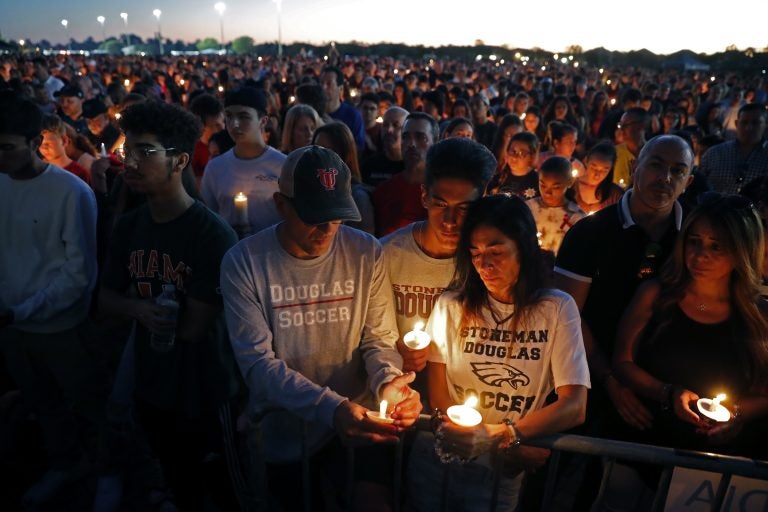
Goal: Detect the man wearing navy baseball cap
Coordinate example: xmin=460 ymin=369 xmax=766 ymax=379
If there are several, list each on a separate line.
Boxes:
xmin=221 ymin=145 xmax=420 ymax=511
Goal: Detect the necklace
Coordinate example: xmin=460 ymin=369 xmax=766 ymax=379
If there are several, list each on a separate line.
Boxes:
xmin=489 ymin=305 xmax=516 ymax=327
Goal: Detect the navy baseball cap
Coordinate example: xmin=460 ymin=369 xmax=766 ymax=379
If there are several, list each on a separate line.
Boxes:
xmin=279 ymin=145 xmax=361 ymax=225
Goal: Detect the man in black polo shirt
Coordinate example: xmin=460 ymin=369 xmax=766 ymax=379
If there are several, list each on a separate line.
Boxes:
xmin=552 ymin=134 xmax=693 ymax=507
xmin=555 ymin=134 xmax=693 ymax=431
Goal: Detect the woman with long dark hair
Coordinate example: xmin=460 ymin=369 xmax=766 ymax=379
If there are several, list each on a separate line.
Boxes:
xmin=406 ymin=194 xmax=589 ymax=511
xmin=614 ymin=193 xmax=768 ymax=454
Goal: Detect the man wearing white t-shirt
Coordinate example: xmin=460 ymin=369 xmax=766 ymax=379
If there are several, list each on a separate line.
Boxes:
xmin=201 ymin=86 xmax=286 ymax=235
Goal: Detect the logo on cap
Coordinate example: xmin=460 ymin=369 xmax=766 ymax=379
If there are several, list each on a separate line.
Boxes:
xmin=316 ymin=168 xmax=339 ymax=191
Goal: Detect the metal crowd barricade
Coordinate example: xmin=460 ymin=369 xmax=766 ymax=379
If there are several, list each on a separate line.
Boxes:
xmin=242 ymin=411 xmax=768 ymax=512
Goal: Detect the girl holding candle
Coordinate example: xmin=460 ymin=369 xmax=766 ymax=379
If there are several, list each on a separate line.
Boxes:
xmin=613 ymin=193 xmax=768 ymax=456
xmin=406 ymin=194 xmax=590 ymax=512
xmin=567 ymin=141 xmax=624 ymax=215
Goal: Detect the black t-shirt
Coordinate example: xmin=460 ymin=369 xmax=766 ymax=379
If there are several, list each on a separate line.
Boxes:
xmin=102 ymin=200 xmax=241 ymax=416
xmin=361 ymin=153 xmax=405 ymax=188
xmin=486 ymin=169 xmax=540 ymax=200
xmin=554 ymin=200 xmax=680 ymax=358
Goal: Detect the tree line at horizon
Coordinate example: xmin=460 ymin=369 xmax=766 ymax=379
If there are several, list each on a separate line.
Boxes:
xmin=2 ymin=32 xmax=767 ymax=72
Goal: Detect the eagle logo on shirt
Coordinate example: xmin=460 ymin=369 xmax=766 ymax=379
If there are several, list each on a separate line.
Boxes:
xmin=471 ymin=362 xmax=530 ymax=389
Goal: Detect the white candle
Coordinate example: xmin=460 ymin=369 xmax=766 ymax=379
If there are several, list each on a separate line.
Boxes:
xmin=696 ymin=393 xmax=731 ymax=423
xmin=403 ymin=321 xmax=431 ymax=350
xmin=234 ymin=192 xmax=249 ymax=226
xmin=447 ymin=396 xmax=482 ymax=427
xmin=366 ymin=399 xmax=394 ymax=424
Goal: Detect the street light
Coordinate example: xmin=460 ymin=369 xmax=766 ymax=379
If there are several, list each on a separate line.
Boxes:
xmin=153 ymin=9 xmax=163 ymax=55
xmin=272 ymin=0 xmax=282 ymax=58
xmin=61 ymin=19 xmax=71 ymax=53
xmin=214 ymin=2 xmax=226 ymax=54
xmin=120 ymin=12 xmax=129 ymax=47
xmin=97 ymin=16 xmax=106 ymax=41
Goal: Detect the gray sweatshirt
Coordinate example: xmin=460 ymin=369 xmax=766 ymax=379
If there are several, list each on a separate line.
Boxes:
xmin=221 ymin=224 xmax=403 ymax=462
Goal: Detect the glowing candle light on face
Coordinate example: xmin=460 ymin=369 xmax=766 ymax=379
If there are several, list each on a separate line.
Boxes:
xmin=447 ymin=396 xmax=482 ymax=427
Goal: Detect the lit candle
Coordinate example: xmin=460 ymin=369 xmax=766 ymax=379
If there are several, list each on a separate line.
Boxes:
xmin=376 ymin=116 xmax=384 ymax=124
xmin=447 ymin=396 xmax=482 ymax=427
xmin=366 ymin=399 xmax=394 ymax=424
xmin=619 ymin=179 xmax=626 ymax=189
xmin=696 ymin=393 xmax=731 ymax=423
xmin=124 ymin=79 xmax=130 ymax=87
xmin=610 ymin=98 xmax=616 ymax=106
xmin=403 ymin=321 xmax=431 ymax=350
xmin=218 ymin=85 xmax=224 ymax=92
xmin=234 ymin=192 xmax=249 ymax=226
xmin=571 ymin=169 xmax=579 ymax=179
xmin=536 ymin=232 xmax=543 ymax=247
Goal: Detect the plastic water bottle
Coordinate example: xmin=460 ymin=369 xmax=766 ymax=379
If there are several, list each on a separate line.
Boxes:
xmin=150 ymin=284 xmax=179 ymax=353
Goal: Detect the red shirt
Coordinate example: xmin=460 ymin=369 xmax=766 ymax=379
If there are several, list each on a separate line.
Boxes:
xmin=64 ymin=160 xmax=91 ymax=185
xmin=191 ymin=139 xmax=211 ymax=178
xmin=372 ymin=172 xmax=426 ymax=237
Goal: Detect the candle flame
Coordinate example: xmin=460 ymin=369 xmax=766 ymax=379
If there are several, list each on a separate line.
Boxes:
xmin=414 ymin=321 xmax=424 ymax=331
xmin=379 ymin=399 xmax=388 ymax=417
xmin=464 ymin=396 xmax=478 ymax=409
xmin=715 ymin=393 xmax=726 ymax=401
xmin=571 ymin=169 xmax=578 ymax=178
xmin=235 ymin=192 xmax=247 ymax=202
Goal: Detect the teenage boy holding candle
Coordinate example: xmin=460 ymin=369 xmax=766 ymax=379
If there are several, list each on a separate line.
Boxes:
xmin=381 ymin=137 xmax=495 ymax=380
xmin=221 ymin=145 xmax=421 ymax=512
xmin=200 ymin=86 xmax=286 ymax=233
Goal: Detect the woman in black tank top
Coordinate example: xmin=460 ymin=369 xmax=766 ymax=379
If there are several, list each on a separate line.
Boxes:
xmin=614 ymin=192 xmax=768 ymax=457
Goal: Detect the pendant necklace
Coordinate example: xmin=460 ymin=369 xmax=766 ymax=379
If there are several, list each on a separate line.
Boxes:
xmin=489 ymin=305 xmax=516 ymax=328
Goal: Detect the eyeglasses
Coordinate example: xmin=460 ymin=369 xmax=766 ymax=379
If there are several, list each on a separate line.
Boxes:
xmin=508 ymin=149 xmax=531 ymax=159
xmin=115 ymin=146 xmax=178 ymax=161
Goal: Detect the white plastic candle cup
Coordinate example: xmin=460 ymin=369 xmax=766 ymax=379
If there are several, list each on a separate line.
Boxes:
xmin=696 ymin=394 xmax=731 ymax=423
xmin=403 ymin=321 xmax=431 ymax=350
xmin=447 ymin=396 xmax=482 ymax=427
xmin=366 ymin=399 xmax=394 ymax=424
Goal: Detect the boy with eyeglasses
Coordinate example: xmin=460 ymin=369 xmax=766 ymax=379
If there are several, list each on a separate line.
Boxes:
xmin=98 ymin=101 xmax=242 ymax=511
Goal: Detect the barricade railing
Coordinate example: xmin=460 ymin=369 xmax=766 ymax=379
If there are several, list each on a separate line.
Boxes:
xmin=240 ymin=411 xmax=768 ymax=512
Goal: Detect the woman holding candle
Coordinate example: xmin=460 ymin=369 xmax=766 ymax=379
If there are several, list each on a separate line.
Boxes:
xmin=406 ymin=194 xmax=590 ymax=511
xmin=613 ymin=193 xmax=768 ymax=456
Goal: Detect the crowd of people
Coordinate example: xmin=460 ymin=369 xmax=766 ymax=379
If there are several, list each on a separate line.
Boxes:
xmin=1 ymin=50 xmax=768 ymax=511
